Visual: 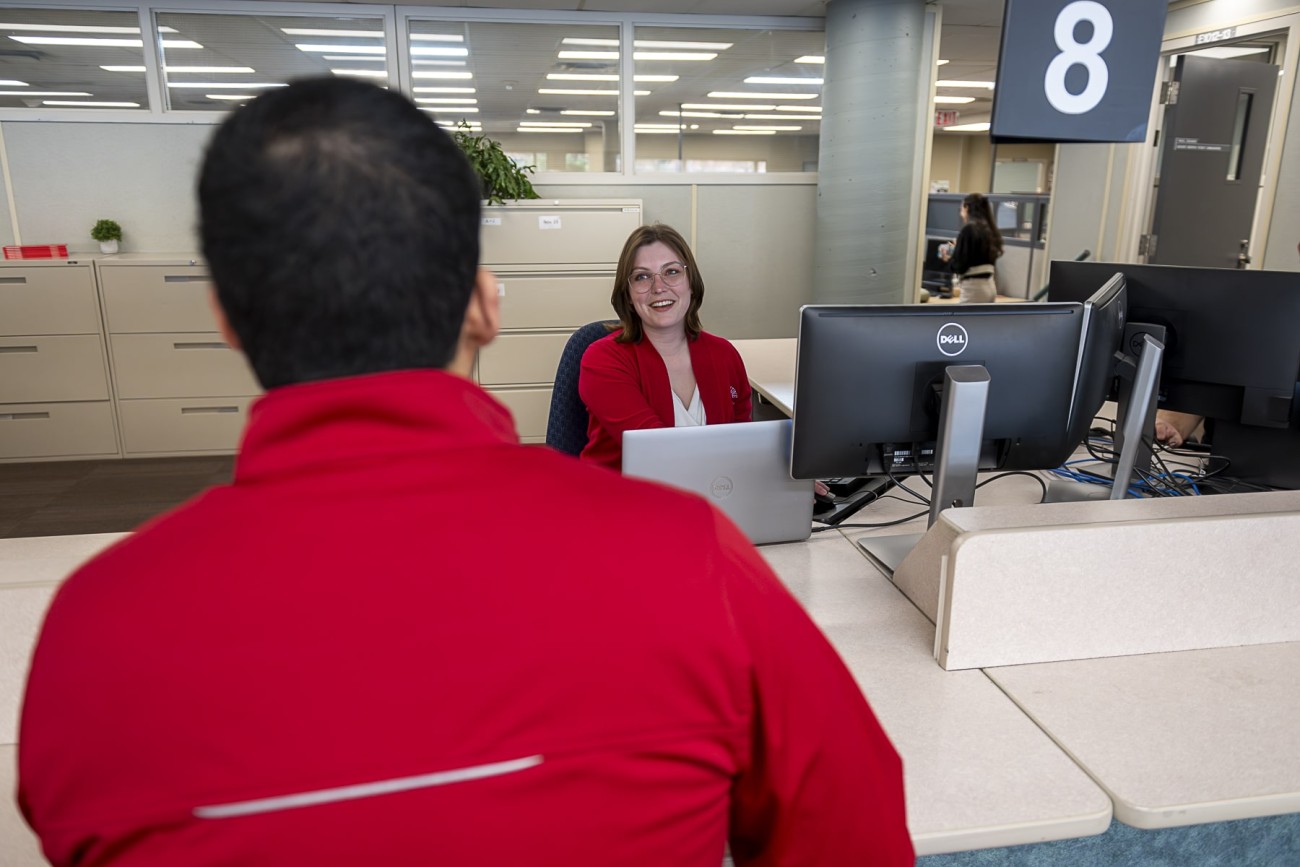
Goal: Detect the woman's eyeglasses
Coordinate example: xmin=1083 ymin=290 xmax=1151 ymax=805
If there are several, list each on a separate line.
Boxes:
xmin=629 ymin=264 xmax=687 ymax=292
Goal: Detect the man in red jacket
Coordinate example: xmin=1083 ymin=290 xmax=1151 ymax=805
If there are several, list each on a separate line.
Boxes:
xmin=18 ymin=78 xmax=913 ymax=866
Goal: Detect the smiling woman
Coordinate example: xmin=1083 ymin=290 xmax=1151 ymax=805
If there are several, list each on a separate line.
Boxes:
xmin=576 ymin=223 xmax=753 ymax=470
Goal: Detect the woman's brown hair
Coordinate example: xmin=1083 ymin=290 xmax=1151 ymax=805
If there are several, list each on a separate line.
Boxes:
xmin=610 ymin=223 xmax=705 ymax=344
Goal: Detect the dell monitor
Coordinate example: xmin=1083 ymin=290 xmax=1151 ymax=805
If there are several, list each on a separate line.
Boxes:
xmin=1049 ymin=261 xmax=1300 ymax=490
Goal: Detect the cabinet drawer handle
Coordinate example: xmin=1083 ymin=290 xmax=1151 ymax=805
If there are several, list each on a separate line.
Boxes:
xmin=163 ymin=275 xmax=209 ymax=283
xmin=0 ymin=345 xmax=38 ymax=353
xmin=180 ymin=406 xmax=239 ymax=414
xmin=0 ymin=276 xmax=27 ymax=284
xmin=172 ymin=341 xmax=228 ymax=350
xmin=0 ymin=411 xmax=50 ymax=420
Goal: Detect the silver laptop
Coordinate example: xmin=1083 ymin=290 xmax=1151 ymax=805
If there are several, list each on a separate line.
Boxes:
xmin=622 ymin=420 xmax=814 ymax=545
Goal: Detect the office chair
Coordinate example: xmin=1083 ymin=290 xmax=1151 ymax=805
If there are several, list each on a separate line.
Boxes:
xmin=1032 ymin=249 xmax=1091 ymax=301
xmin=545 ymin=320 xmax=617 ymax=456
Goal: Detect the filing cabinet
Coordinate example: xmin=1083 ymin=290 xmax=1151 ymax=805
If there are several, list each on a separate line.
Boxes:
xmin=96 ymin=255 xmax=261 ymax=456
xmin=0 ymin=259 xmax=118 ymax=461
xmin=477 ymin=200 xmax=642 ymax=442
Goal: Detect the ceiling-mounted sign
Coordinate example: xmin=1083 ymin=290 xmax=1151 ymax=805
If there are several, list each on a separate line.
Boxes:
xmin=1195 ymin=27 xmax=1237 ymax=45
xmin=935 ymin=109 xmax=960 ymax=127
xmin=990 ymin=0 xmax=1168 ymax=143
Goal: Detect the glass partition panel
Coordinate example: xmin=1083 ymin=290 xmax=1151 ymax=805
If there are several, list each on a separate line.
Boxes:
xmin=155 ymin=11 xmax=390 ymax=112
xmin=633 ymin=26 xmax=823 ymax=174
xmin=408 ymin=19 xmax=620 ymax=173
xmin=0 ymin=7 xmax=150 ymax=111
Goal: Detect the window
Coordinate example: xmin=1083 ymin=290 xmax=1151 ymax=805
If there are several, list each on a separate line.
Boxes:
xmin=408 ymin=19 xmax=620 ymax=173
xmin=0 ymin=8 xmax=151 ymax=111
xmin=155 ymin=11 xmax=390 ymax=112
xmin=633 ymin=25 xmax=824 ymax=174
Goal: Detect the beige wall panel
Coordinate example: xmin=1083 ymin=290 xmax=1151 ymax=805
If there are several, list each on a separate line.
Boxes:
xmin=0 ymin=265 xmax=99 ymax=336
xmin=0 ymin=401 xmax=117 ymax=460
xmin=0 ymin=335 xmax=108 ymax=403
xmin=99 ymin=264 xmax=217 ymax=333
xmin=118 ymin=397 xmax=253 ymax=455
xmin=488 ymin=386 xmax=553 ymax=441
xmin=110 ymin=333 xmax=259 ymax=399
xmin=693 ymin=185 xmax=817 ymax=339
xmin=478 ymin=333 xmax=571 ymax=386
xmin=928 ymin=135 xmax=965 ymax=192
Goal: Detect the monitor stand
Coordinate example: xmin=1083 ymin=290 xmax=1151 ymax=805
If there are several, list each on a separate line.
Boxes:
xmin=860 ymin=365 xmax=990 ymax=575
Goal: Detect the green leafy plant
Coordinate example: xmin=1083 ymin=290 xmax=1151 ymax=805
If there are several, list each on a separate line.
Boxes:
xmin=90 ymin=219 xmax=122 ymax=242
xmin=450 ymin=123 xmax=540 ymax=205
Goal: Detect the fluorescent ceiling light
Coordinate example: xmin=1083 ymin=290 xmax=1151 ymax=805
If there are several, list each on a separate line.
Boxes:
xmin=413 ymin=71 xmax=473 ymax=80
xmin=635 ymin=40 xmax=731 ymax=50
xmin=11 ymin=35 xmax=201 ymax=48
xmin=713 ymin=129 xmax=774 ymax=135
xmin=539 ymin=88 xmax=649 ymax=96
xmin=526 ymin=108 xmax=539 ymax=114
xmin=636 ymin=128 xmax=686 ymax=134
xmin=411 ymin=34 xmax=464 ymax=42
xmin=546 ymin=73 xmax=677 ymax=82
xmin=776 ymin=105 xmax=821 ymax=112
xmin=744 ymin=76 xmax=823 ymax=86
xmin=0 ymin=90 xmax=89 ymax=96
xmin=558 ymin=51 xmax=618 ymax=60
xmin=934 ymin=95 xmax=975 ymax=104
xmin=324 ymin=55 xmax=384 ymax=61
xmin=561 ymin=38 xmax=618 ymax=46
xmin=734 ymin=125 xmax=802 ymax=131
xmin=413 ymin=60 xmax=465 ymax=66
xmin=661 ymin=110 xmax=745 ymax=118
xmin=795 ymin=55 xmax=824 ymax=64
xmin=943 ymin=122 xmax=991 ymax=132
xmin=167 ymin=82 xmax=286 ymax=89
xmin=331 ymin=69 xmax=387 ymax=78
xmin=43 ymin=100 xmax=140 ymax=107
xmin=413 ymin=87 xmax=475 ymax=93
xmin=561 ymin=109 xmax=615 ymax=116
xmin=205 ymin=94 xmax=256 ymax=101
xmin=1191 ymin=46 xmax=1269 ymax=59
xmin=101 ymin=66 xmax=146 ymax=72
xmin=937 ymin=59 xmax=950 ymax=65
xmin=281 ymin=28 xmax=382 ymax=38
xmin=167 ymin=66 xmax=256 ymax=74
xmin=709 ymin=91 xmax=817 ymax=100
xmin=517 ymin=127 xmax=584 ymax=133
xmin=750 ymin=114 xmax=822 ymax=120
xmin=411 ymin=47 xmax=468 ymax=57
xmin=414 ymin=97 xmax=478 ymax=104
xmin=0 ymin=79 xmax=27 ymax=86
xmin=936 ymin=80 xmax=995 ymax=89
xmin=520 ymin=121 xmax=590 ymax=127
xmin=636 ymin=123 xmax=687 ymax=129
xmin=635 ymin=52 xmax=716 ymax=61
xmin=681 ymin=102 xmax=775 ymax=111
xmin=0 ymin=23 xmax=176 ymax=34
xmin=421 ymin=106 xmax=478 ymax=113
xmin=296 ymin=43 xmax=384 ymax=55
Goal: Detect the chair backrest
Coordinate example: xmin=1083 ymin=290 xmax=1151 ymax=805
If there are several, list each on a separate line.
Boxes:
xmin=545 ymin=320 xmax=617 ymax=456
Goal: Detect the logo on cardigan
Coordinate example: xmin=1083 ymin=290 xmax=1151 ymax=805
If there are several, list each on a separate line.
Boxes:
xmin=730 ymin=386 xmax=738 ymax=400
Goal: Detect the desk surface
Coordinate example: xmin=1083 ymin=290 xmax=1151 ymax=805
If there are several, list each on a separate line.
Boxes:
xmin=733 ymin=338 xmax=796 ymax=416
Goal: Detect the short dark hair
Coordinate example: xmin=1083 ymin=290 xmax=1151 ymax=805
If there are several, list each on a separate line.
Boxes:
xmin=198 ymin=77 xmax=483 ymax=388
xmin=610 ymin=224 xmax=704 ymax=344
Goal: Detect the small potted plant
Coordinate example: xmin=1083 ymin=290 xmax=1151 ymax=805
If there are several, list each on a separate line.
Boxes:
xmin=91 ymin=219 xmax=122 ymax=254
xmin=450 ymin=123 xmax=540 ymax=205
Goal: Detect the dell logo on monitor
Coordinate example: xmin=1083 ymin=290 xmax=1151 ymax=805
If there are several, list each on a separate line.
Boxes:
xmin=937 ymin=322 xmax=969 ymax=357
xmin=710 ymin=476 xmax=735 ymax=500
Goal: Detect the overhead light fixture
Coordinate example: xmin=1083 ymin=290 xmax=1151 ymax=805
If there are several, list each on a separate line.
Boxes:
xmin=937 ymin=59 xmax=950 ymax=65
xmin=411 ymin=47 xmax=468 ymax=57
xmin=744 ymin=76 xmax=823 ymax=86
xmin=661 ymin=110 xmax=745 ymax=118
xmin=0 ymin=79 xmax=27 ymax=86
xmin=681 ymin=102 xmax=775 ymax=111
xmin=943 ymin=122 xmax=991 ymax=132
xmin=561 ymin=109 xmax=616 ymax=116
xmin=636 ymin=128 xmax=686 ymax=134
xmin=413 ymin=71 xmax=473 ymax=80
xmin=331 ymin=69 xmax=388 ymax=78
xmin=0 ymin=90 xmax=90 ymax=96
xmin=281 ymin=28 xmax=382 ymax=38
xmin=749 ymin=114 xmax=821 ymax=120
xmin=636 ymin=123 xmax=687 ymax=129
xmin=413 ymin=60 xmax=465 ymax=66
xmin=0 ymin=22 xmax=173 ymax=34
xmin=166 ymin=66 xmax=256 ymax=74
xmin=517 ymin=126 xmax=585 ymax=133
xmin=936 ymin=80 xmax=995 ymax=89
xmin=205 ymin=94 xmax=257 ymax=101
xmin=520 ymin=121 xmax=591 ymax=127
xmin=414 ymin=97 xmax=478 ymax=104
xmin=635 ymin=52 xmax=716 ymax=61
xmin=709 ymin=91 xmax=817 ymax=100
xmin=11 ymin=35 xmax=201 ymax=48
xmin=776 ymin=105 xmax=821 ymax=112
xmin=734 ymin=125 xmax=801 ymax=131
xmin=43 ymin=100 xmax=141 ymax=107
xmin=421 ymin=106 xmax=478 ymax=113
xmin=635 ymin=40 xmax=731 ymax=50
xmin=558 ymin=51 xmax=619 ymax=60
xmin=795 ymin=55 xmax=824 ymax=64
xmin=414 ymin=87 xmax=476 ymax=93
xmin=539 ymin=88 xmax=648 ymax=96
xmin=411 ymin=34 xmax=465 ymax=43
xmin=546 ymin=73 xmax=678 ymax=82
xmin=713 ymin=129 xmax=775 ymax=135
xmin=934 ymin=95 xmax=975 ymax=104
xmin=167 ymin=82 xmax=286 ymax=89
xmin=562 ymin=38 xmax=618 ymax=47
xmin=295 ymin=43 xmax=384 ymax=55
xmin=101 ymin=66 xmax=145 ymax=72
xmin=324 ymin=55 xmax=384 ymax=62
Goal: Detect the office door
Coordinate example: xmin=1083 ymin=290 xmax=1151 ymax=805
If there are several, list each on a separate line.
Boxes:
xmin=1147 ymin=55 xmax=1278 ymax=268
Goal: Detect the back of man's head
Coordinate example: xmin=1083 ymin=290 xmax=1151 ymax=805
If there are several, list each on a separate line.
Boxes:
xmin=198 ymin=77 xmax=482 ymax=389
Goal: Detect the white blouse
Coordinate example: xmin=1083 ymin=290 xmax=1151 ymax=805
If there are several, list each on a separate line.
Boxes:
xmin=672 ymin=386 xmax=707 ymax=427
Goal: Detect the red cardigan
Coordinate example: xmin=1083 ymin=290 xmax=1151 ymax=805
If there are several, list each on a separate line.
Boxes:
xmin=578 ymin=330 xmax=753 ymax=469
xmin=18 ymin=370 xmax=911 ymax=866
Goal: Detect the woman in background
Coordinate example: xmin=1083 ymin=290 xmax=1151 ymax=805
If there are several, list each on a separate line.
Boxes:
xmin=578 ymin=224 xmax=751 ymax=471
xmin=940 ymin=192 xmax=1003 ymax=303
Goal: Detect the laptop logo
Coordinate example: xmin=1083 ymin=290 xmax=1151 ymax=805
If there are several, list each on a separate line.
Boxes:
xmin=710 ymin=476 xmax=735 ymax=499
xmin=937 ymin=322 xmax=969 ymax=357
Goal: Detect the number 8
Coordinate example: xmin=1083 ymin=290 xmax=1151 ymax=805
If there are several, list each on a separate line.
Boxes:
xmin=1044 ymin=1 xmax=1113 ymax=115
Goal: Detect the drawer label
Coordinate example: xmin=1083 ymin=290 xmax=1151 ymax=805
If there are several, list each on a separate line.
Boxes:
xmin=482 ymin=217 xmax=502 ymax=226
xmin=538 ymin=216 xmax=562 ymax=230
xmin=497 ymin=282 xmax=506 ymax=297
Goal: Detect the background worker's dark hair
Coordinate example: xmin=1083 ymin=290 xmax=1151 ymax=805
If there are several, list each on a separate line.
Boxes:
xmin=961 ymin=192 xmax=1004 ymax=259
xmin=198 ymin=77 xmax=483 ymax=389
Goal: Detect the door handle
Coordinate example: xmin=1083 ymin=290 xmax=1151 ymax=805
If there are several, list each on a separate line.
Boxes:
xmin=1236 ymin=240 xmax=1251 ymax=270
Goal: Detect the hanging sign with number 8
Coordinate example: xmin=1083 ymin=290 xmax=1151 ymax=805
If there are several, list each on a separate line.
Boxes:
xmin=1045 ymin=1 xmax=1114 ymax=114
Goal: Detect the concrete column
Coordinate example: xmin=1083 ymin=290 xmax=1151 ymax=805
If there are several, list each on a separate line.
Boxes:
xmin=815 ymin=0 xmax=930 ymax=304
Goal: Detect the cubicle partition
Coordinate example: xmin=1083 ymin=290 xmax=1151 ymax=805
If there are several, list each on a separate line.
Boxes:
xmin=923 ymin=193 xmax=1050 ymax=299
